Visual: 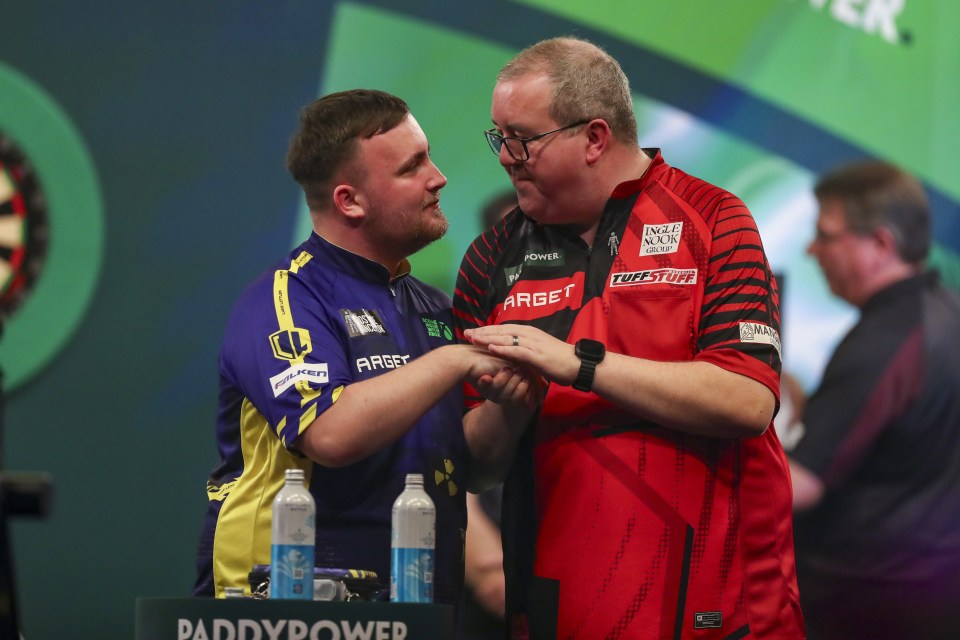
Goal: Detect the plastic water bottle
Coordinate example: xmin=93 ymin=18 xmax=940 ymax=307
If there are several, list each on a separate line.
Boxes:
xmin=270 ymin=468 xmax=315 ymax=599
xmin=390 ymin=473 xmax=435 ymax=602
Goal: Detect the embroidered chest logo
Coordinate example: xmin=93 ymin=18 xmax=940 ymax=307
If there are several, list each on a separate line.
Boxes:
xmin=269 ymin=328 xmax=313 ymax=361
xmin=340 ymin=309 xmax=388 ymax=337
xmin=421 ymin=316 xmax=454 ymax=341
xmin=610 ymin=268 xmax=697 ymax=287
xmin=640 ymin=222 xmax=683 ymax=256
xmin=523 ymin=248 xmax=564 ymax=267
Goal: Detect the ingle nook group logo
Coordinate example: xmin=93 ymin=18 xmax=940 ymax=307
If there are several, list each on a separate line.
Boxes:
xmin=640 ymin=222 xmax=683 ymax=256
xmin=341 ymin=308 xmax=387 ymax=337
xmin=739 ymin=322 xmax=782 ymax=358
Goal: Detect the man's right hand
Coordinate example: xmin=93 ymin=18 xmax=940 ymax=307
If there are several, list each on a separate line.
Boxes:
xmin=459 ymin=344 xmax=544 ymax=411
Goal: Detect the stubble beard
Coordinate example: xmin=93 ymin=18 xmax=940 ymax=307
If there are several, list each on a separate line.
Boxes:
xmin=384 ymin=200 xmax=449 ymax=258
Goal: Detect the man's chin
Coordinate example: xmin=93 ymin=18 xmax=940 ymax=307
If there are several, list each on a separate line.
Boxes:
xmin=425 ymin=210 xmax=449 ymax=238
xmin=411 ymin=218 xmax=449 ymax=252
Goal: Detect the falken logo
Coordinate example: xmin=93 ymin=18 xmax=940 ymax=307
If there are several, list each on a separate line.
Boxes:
xmin=640 ymin=222 xmax=682 ymax=256
xmin=269 ymin=328 xmax=313 ymax=361
xmin=610 ymin=268 xmax=698 ymax=287
xmin=739 ymin=322 xmax=782 ymax=358
xmin=270 ymin=363 xmax=329 ymax=397
xmin=340 ymin=309 xmax=387 ymax=337
xmin=356 ymin=353 xmax=410 ymax=372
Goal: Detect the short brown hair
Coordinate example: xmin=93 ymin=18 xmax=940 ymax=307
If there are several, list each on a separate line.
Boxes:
xmin=286 ymin=89 xmax=409 ymax=210
xmin=815 ymin=160 xmax=930 ymax=263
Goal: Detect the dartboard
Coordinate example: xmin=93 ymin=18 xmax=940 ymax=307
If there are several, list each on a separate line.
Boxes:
xmin=0 ymin=132 xmax=48 ymax=319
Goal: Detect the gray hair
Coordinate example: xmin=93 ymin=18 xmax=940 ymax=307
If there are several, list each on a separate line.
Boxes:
xmin=499 ymin=37 xmax=638 ymax=146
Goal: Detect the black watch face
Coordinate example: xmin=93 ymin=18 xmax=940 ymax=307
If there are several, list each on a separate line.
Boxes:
xmin=577 ymin=339 xmax=605 ymax=361
xmin=0 ymin=133 xmax=49 ymax=319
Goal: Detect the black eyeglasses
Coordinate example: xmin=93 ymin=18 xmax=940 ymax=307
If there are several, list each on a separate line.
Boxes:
xmin=484 ymin=120 xmax=590 ymax=162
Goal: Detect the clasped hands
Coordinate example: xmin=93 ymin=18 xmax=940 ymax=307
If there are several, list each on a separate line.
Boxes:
xmin=462 ymin=324 xmax=580 ymax=410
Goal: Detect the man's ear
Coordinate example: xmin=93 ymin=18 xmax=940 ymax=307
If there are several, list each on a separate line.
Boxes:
xmin=332 ymin=184 xmax=366 ymax=221
xmin=872 ymin=225 xmax=899 ymax=255
xmin=584 ymin=119 xmax=612 ymax=164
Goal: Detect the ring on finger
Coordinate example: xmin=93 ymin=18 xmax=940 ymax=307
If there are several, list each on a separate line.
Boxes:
xmin=512 ymin=335 xmax=520 ymax=347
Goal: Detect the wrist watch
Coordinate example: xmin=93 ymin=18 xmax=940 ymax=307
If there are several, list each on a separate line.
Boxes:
xmin=573 ymin=338 xmax=605 ymax=392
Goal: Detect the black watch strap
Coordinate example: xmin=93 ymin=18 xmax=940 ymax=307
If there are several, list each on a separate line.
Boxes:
xmin=573 ymin=339 xmax=605 ymax=392
xmin=572 ymin=359 xmax=599 ymax=392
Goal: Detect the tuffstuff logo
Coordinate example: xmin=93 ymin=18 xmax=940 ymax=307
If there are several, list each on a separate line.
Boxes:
xmin=269 ymin=328 xmax=313 ymax=361
xmin=640 ymin=222 xmax=683 ymax=256
xmin=340 ymin=308 xmax=387 ymax=337
xmin=610 ymin=268 xmax=697 ymax=287
xmin=269 ymin=362 xmax=328 ymax=397
xmin=739 ymin=322 xmax=782 ymax=358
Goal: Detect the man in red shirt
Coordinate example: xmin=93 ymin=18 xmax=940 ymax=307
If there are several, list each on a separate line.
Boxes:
xmin=456 ymin=37 xmax=804 ymax=639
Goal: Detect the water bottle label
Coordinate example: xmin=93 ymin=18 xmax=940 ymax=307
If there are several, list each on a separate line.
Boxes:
xmin=391 ymin=507 xmax=435 ymax=548
xmin=270 ymin=544 xmax=315 ymax=599
xmin=390 ymin=547 xmax=434 ymax=603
